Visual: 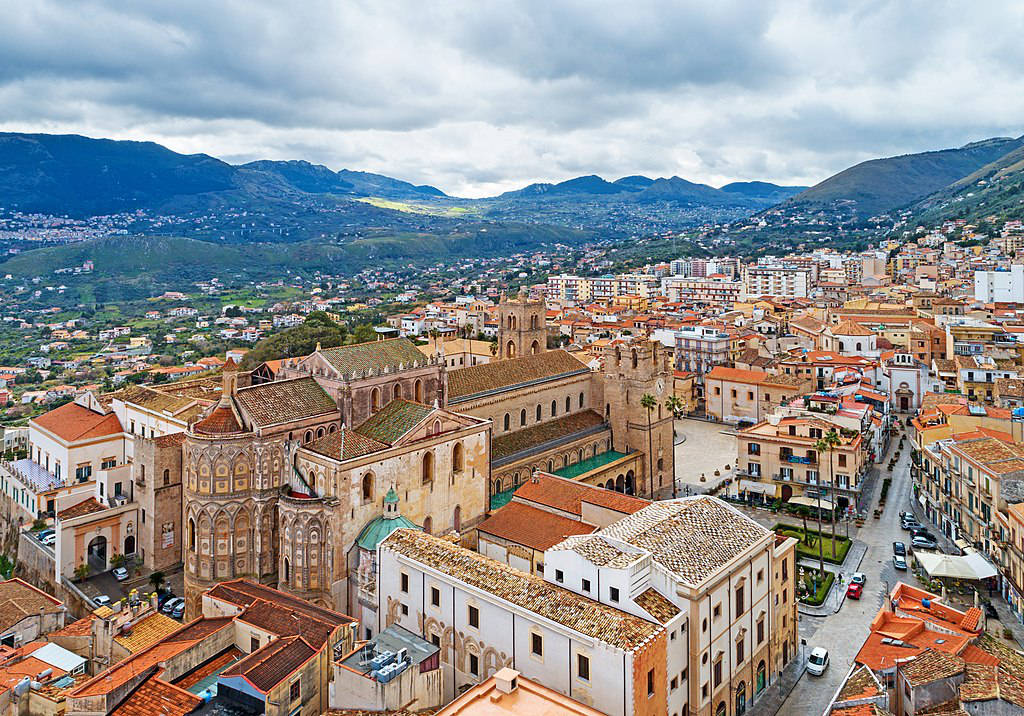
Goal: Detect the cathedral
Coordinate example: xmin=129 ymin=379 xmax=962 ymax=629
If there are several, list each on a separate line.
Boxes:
xmin=178 ymin=292 xmax=674 ymax=620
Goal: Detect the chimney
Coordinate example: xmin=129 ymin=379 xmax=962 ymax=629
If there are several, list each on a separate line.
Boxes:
xmin=493 ymin=668 xmax=519 ymax=695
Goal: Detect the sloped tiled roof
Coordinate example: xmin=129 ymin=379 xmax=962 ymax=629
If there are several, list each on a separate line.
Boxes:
xmin=354 ymin=399 xmax=433 ymax=445
xmin=32 ymin=401 xmax=123 ymax=442
xmin=114 ymin=612 xmax=183 ymax=653
xmin=597 ymin=497 xmax=768 ymax=587
xmin=317 ymin=338 xmax=427 ymax=376
xmin=220 ymin=635 xmax=317 ymax=693
xmin=304 ymin=427 xmax=389 ymax=461
xmin=191 ymin=402 xmax=244 ymax=436
xmin=57 ymin=497 xmax=107 ymax=520
xmin=477 ymin=501 xmax=594 ymax=551
xmin=381 ymin=529 xmax=662 ymax=651
xmin=0 ymin=579 xmax=63 ymax=631
xmin=513 ymin=473 xmax=649 ymax=516
xmin=492 ymin=410 xmax=606 ymax=461
xmin=204 ymin=579 xmax=355 ymax=629
xmin=634 ymin=588 xmax=680 ymax=624
xmin=235 ymin=377 xmax=337 ymax=427
xmin=110 ymin=676 xmax=201 ymax=716
xmin=902 ymin=649 xmax=964 ymax=687
xmin=448 ymin=350 xmax=589 ymax=401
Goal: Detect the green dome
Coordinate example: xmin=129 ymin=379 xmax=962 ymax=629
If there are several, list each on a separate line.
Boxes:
xmin=356 ymin=487 xmax=420 ymax=550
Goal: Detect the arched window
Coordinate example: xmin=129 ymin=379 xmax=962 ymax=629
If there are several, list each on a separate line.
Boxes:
xmin=328 ymin=424 xmax=337 ymax=434
xmin=520 ymin=409 xmax=527 ymax=426
xmin=565 ymin=396 xmax=571 ymax=413
xmin=530 ymin=314 xmax=538 ymax=329
xmin=503 ymin=413 xmax=511 ymax=432
xmin=453 ymin=505 xmax=462 ymax=532
xmin=163 ymin=469 xmax=170 ymax=486
xmin=530 ymin=340 xmax=540 ymax=355
xmin=579 ymin=392 xmax=585 ymax=408
xmin=551 ymin=400 xmax=557 ymax=417
xmin=414 ymin=379 xmax=423 ymax=402
xmin=547 ymin=459 xmax=553 ymax=471
xmin=371 ymin=387 xmax=381 ymax=413
xmin=422 ymin=515 xmax=432 ymax=533
xmin=432 ymin=419 xmax=442 ymax=435
xmin=188 ymin=518 xmax=196 ymax=551
xmin=631 ymin=349 xmax=638 ymax=369
xmin=422 ymin=452 xmax=434 ymax=484
xmin=856 ymin=342 xmax=862 ymax=351
xmin=284 ymin=558 xmax=290 ymax=583
xmin=536 ymin=404 xmax=542 ymax=421
xmin=316 ymin=426 xmax=325 ymax=439
xmin=361 ymin=473 xmax=374 ymax=502
xmin=303 ymin=430 xmax=313 ymax=444
xmin=506 ymin=340 xmax=516 ymax=358
xmin=453 ymin=442 xmax=464 ymax=473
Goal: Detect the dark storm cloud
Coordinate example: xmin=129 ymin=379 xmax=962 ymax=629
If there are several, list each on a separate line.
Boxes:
xmin=0 ymin=0 xmax=1021 ymax=196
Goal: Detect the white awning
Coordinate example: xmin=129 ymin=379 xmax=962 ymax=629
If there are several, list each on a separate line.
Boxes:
xmin=740 ymin=480 xmax=775 ymax=495
xmin=914 ymin=550 xmax=998 ymax=580
xmin=788 ymin=495 xmax=835 ymax=511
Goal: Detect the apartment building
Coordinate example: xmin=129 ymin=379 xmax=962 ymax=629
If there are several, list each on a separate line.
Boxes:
xmin=917 ymin=429 xmax=1024 ymax=552
xmin=737 ymin=414 xmax=867 ymax=513
xmin=974 ymin=264 xmax=1024 ymax=303
xmin=704 ymin=367 xmax=808 ymax=424
xmin=674 ymin=325 xmax=731 ymax=374
xmin=742 ymin=265 xmax=812 ymax=299
xmin=661 ymin=275 xmax=745 ymax=309
xmin=955 ymin=354 xmax=1020 ymax=402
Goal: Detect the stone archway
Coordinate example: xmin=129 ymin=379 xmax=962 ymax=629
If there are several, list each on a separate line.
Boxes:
xmin=123 ymin=535 xmax=136 ymax=556
xmin=88 ymin=535 xmax=107 ymax=572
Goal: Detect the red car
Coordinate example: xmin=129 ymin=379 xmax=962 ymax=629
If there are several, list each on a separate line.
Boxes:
xmin=847 ymin=583 xmax=863 ymax=599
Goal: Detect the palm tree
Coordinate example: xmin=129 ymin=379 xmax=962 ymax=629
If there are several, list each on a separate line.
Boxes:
xmin=821 ymin=428 xmax=842 ymax=552
xmin=489 ymin=341 xmax=498 ymax=357
xmin=664 ymin=396 xmax=683 ymax=497
xmin=640 ymin=393 xmax=657 ymax=500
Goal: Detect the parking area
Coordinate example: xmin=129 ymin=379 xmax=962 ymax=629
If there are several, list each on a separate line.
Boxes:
xmin=672 ymin=418 xmax=737 ymax=494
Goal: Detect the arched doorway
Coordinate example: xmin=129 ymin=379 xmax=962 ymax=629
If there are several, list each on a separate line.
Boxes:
xmin=736 ymin=682 xmax=747 ymax=716
xmin=530 ymin=340 xmax=540 ymax=355
xmin=716 ymin=702 xmax=726 ymax=716
xmin=781 ymin=484 xmax=793 ymax=502
xmin=615 ymin=474 xmax=625 ymax=492
xmin=756 ymin=660 xmax=766 ymax=694
xmin=783 ymin=640 xmax=789 ymax=665
xmin=506 ymin=341 xmax=516 ymax=358
xmin=625 ymin=470 xmax=635 ymax=495
xmin=453 ymin=505 xmax=461 ymax=533
xmin=124 ymin=535 xmax=136 ymax=556
xmin=88 ymin=535 xmax=107 ymax=572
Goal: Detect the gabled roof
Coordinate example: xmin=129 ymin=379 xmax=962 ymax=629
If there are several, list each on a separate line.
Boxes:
xmin=234 ymin=376 xmax=337 ymax=428
xmin=110 ymin=676 xmax=201 ymax=716
xmin=491 ymin=410 xmax=606 ymax=462
xmin=204 ymin=579 xmax=355 ymax=629
xmin=305 ymin=427 xmax=388 ymax=461
xmin=477 ymin=501 xmax=595 ymax=552
xmin=0 ymin=579 xmax=64 ymax=631
xmin=220 ymin=635 xmax=317 ymax=693
xmin=316 ymin=338 xmax=427 ymax=377
xmin=32 ymin=401 xmax=123 ymax=442
xmin=448 ymin=350 xmax=589 ymax=402
xmin=353 ymin=399 xmax=433 ymax=445
xmin=512 ymin=472 xmax=649 ymax=517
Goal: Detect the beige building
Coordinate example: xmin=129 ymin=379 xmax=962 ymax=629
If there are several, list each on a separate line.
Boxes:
xmin=704 ymin=367 xmax=808 ymax=425
xmin=737 ymin=414 xmax=867 ymax=513
xmin=434 ymin=668 xmax=607 ymax=716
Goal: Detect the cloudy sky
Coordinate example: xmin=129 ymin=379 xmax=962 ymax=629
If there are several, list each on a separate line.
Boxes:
xmin=2 ymin=1 xmax=1023 ymax=197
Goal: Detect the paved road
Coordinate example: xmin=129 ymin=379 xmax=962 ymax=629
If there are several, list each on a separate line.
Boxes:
xmin=778 ymin=434 xmax=911 ymax=715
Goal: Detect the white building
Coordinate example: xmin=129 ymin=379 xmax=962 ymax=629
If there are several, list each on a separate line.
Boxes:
xmin=742 ymin=266 xmax=812 ymax=299
xmin=974 ymin=265 xmax=1024 ymax=303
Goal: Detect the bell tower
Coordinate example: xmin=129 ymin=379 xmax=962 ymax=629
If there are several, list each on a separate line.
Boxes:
xmin=602 ymin=340 xmax=675 ymax=499
xmin=498 ymin=287 xmax=547 ymax=360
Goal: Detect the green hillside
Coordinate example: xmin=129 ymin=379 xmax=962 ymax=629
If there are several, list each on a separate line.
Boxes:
xmin=785 ymin=137 xmax=1024 ymax=216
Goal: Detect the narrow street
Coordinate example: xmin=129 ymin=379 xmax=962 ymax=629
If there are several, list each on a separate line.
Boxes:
xmin=777 ymin=434 xmax=911 ymax=715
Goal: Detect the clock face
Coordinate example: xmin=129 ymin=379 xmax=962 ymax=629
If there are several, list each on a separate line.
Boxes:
xmin=656 ymin=378 xmax=665 ymax=395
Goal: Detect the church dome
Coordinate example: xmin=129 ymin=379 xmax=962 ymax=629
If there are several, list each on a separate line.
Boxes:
xmin=356 ymin=487 xmax=421 ymax=550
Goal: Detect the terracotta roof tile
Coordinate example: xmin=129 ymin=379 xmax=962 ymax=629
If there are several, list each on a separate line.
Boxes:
xmin=191 ymin=402 xmax=244 ymax=436
xmin=492 ymin=410 xmax=606 ymax=461
xmin=49 ymin=615 xmax=94 ymax=638
xmin=513 ymin=473 xmax=649 ymax=516
xmin=0 ymin=579 xmax=64 ymax=632
xmin=705 ymin=365 xmax=803 ymax=388
xmin=32 ymin=401 xmax=123 ymax=442
xmin=57 ymin=497 xmax=107 ymax=519
xmin=381 ymin=529 xmax=662 ymax=651
xmin=477 ymin=502 xmax=594 ymax=551
xmin=903 ymin=649 xmax=964 ymax=687
xmin=234 ymin=376 xmax=337 ymax=428
xmin=448 ymin=350 xmax=589 ymax=402
xmin=316 ymin=338 xmax=428 ymax=377
xmin=354 ymin=399 xmax=433 ymax=445
xmin=305 ymin=427 xmax=389 ymax=461
xmin=220 ymin=635 xmax=316 ymax=693
xmin=114 ymin=612 xmax=183 ymax=653
xmin=633 ymin=588 xmax=680 ymax=624
xmin=110 ymin=677 xmax=201 ymax=716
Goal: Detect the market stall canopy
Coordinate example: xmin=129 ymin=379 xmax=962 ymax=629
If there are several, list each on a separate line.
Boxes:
xmin=914 ymin=550 xmax=997 ymax=580
xmin=787 ymin=495 xmax=835 ymax=511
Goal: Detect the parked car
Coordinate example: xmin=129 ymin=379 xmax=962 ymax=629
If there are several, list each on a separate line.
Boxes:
xmin=157 ymin=591 xmax=176 ymax=608
xmin=893 ymin=541 xmax=907 ymax=556
xmin=901 ymin=518 xmax=921 ymax=531
xmin=911 ymin=527 xmax=936 ymax=541
xmin=93 ymin=595 xmax=111 ymax=606
xmin=171 ymin=602 xmax=185 ymax=619
xmin=41 ymin=533 xmax=57 ymax=546
xmin=985 ymin=603 xmax=999 ymax=620
xmin=162 ymin=597 xmax=184 ymax=614
xmin=847 ymin=583 xmax=863 ymax=599
xmin=851 ymin=572 xmax=866 ymax=586
xmin=112 ymin=567 xmax=129 ymax=581
xmin=893 ymin=555 xmax=908 ymax=570
xmin=807 ymin=647 xmax=830 ymax=676
xmin=36 ymin=529 xmax=55 ymax=540
xmin=912 ymin=536 xmax=938 ymax=550
xmin=899 ymin=511 xmax=913 ymax=521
